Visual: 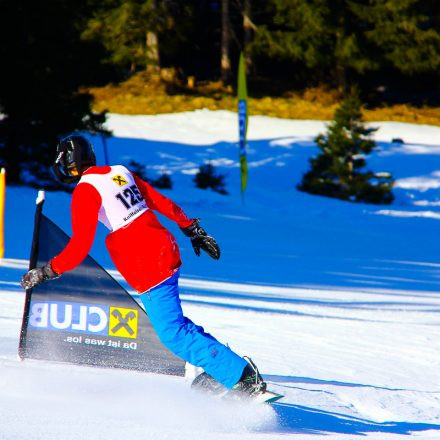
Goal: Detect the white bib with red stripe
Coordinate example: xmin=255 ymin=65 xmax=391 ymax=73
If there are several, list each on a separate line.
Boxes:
xmin=79 ymin=165 xmax=148 ymax=231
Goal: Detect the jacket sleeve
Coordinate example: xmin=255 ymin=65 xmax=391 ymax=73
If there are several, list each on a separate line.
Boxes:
xmin=133 ymin=174 xmax=194 ymax=228
xmin=51 ymin=183 xmax=101 ymax=274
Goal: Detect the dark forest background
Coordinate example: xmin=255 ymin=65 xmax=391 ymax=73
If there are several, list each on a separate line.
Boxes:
xmin=0 ymin=0 xmax=439 ymax=185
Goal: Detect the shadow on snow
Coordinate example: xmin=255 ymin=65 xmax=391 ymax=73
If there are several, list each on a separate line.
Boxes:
xmin=265 ymin=374 xmax=440 ymax=393
xmin=271 ymin=402 xmax=440 ymax=435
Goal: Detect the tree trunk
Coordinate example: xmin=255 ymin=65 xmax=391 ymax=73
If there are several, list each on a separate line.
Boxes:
xmin=243 ymin=0 xmax=254 ymax=72
xmin=335 ymin=62 xmax=347 ymax=94
xmin=146 ymin=30 xmax=160 ymax=72
xmin=221 ymin=0 xmax=231 ymax=84
xmin=334 ymin=10 xmax=348 ymax=94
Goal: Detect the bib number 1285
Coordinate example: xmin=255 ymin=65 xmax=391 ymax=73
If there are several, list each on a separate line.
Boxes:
xmin=115 ymin=185 xmax=143 ymax=210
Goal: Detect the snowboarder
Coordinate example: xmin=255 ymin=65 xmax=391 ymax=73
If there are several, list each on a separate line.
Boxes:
xmin=20 ymin=134 xmax=268 ymax=400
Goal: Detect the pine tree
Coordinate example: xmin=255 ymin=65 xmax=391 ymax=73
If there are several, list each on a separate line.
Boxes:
xmin=152 ymin=173 xmax=172 ymax=189
xmin=194 ymin=163 xmax=228 ymax=195
xmin=250 ymin=0 xmax=376 ymax=91
xmin=350 ymin=0 xmax=440 ymax=75
xmin=83 ymin=0 xmax=165 ymax=73
xmin=298 ymin=91 xmax=394 ymax=204
xmin=250 ymin=0 xmax=331 ymax=70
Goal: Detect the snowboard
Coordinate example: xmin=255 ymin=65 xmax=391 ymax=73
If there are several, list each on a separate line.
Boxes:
xmin=191 ymin=372 xmax=283 ymax=405
xmin=227 ymin=388 xmax=284 ymax=404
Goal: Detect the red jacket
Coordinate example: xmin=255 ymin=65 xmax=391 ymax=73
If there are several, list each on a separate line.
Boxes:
xmin=51 ymin=166 xmax=193 ymax=292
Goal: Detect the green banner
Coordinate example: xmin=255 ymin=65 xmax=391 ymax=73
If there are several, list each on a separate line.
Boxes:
xmin=237 ymin=52 xmax=248 ymax=193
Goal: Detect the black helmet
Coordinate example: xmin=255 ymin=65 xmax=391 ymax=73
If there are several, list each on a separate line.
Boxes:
xmin=52 ymin=134 xmax=96 ymax=184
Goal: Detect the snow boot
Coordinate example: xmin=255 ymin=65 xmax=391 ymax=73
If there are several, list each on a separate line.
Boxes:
xmin=191 ymin=357 xmax=282 ymax=404
xmin=230 ymin=357 xmax=267 ymax=397
xmin=191 ymin=372 xmax=226 ymax=395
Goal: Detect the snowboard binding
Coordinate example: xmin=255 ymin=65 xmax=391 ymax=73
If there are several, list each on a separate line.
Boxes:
xmin=191 ymin=357 xmax=283 ymax=404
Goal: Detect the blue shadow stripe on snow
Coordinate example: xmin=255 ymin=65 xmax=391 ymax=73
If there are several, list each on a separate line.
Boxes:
xmin=272 ymin=403 xmax=440 ymax=435
xmin=180 ymin=298 xmax=408 ymax=323
xmin=264 ymin=375 xmax=440 ymax=393
xmin=0 ymin=281 xmax=22 ymax=291
xmin=180 ymin=288 xmax=440 ymax=311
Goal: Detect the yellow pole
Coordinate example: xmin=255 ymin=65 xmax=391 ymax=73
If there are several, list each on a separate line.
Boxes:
xmin=0 ymin=168 xmax=5 ymax=259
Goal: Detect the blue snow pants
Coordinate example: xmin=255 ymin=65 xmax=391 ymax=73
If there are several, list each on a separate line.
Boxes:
xmin=139 ymin=271 xmax=247 ymax=389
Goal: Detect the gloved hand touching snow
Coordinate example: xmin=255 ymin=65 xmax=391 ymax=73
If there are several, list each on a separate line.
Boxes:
xmin=20 ymin=261 xmax=60 ymax=290
xmin=181 ymin=219 xmax=220 ymax=260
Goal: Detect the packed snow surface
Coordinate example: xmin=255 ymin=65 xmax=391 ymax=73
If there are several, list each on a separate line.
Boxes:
xmin=1 ymin=110 xmax=440 ymax=439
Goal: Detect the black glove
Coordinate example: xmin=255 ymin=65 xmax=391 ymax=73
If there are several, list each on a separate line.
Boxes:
xmin=181 ymin=219 xmax=220 ymax=260
xmin=20 ymin=261 xmax=60 ymax=290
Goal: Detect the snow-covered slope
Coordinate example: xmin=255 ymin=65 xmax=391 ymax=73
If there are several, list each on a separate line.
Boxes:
xmin=1 ymin=111 xmax=439 ymax=439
